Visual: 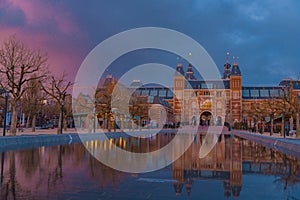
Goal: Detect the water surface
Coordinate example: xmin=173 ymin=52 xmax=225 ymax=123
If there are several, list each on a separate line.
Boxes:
xmin=0 ymin=134 xmax=299 ymax=199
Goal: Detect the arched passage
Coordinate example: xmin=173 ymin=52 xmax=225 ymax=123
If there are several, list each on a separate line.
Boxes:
xmin=200 ymin=111 xmax=213 ymax=126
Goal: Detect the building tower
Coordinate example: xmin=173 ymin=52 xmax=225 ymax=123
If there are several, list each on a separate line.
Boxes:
xmin=229 ymin=58 xmax=242 ymax=125
xmin=230 ymin=137 xmax=242 ymax=198
xmin=176 ymin=63 xmax=185 ymax=76
xmin=185 ymin=64 xmax=196 ymax=80
xmin=174 ymin=63 xmax=185 ymax=126
xmin=223 ymin=52 xmax=231 ymax=80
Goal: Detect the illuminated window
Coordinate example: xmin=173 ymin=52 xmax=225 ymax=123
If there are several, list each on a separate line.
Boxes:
xmin=233 ymin=91 xmax=239 ymax=99
xmin=176 ymin=81 xmax=182 ymax=87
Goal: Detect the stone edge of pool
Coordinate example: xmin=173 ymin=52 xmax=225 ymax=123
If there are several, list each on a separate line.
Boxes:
xmin=0 ymin=130 xmax=179 ymax=152
xmin=1 ymin=130 xmax=300 ymax=158
xmin=232 ymin=131 xmax=300 ymax=159
xmin=0 ymin=132 xmax=126 ymax=152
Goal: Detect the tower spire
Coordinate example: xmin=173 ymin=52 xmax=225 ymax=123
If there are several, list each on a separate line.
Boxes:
xmin=223 ymin=51 xmax=231 ymax=80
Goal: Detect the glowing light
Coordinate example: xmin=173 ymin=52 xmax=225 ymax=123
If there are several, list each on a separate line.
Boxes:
xmin=119 ymin=137 xmax=123 ymax=146
xmin=123 ymin=140 xmax=127 ymax=148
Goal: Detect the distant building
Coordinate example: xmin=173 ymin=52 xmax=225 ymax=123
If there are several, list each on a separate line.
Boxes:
xmin=73 ymin=59 xmax=300 ymax=131
xmin=134 ymin=57 xmax=300 ymax=130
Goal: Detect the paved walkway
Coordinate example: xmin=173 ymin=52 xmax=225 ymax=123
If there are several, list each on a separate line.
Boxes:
xmin=0 ymin=128 xmax=77 ymax=136
xmin=237 ymin=130 xmax=300 ymax=143
xmin=1 ymin=127 xmax=300 ymax=138
xmin=233 ymin=130 xmax=300 ymax=159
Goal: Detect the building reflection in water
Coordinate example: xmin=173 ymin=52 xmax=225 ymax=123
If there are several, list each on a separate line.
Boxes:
xmin=0 ymin=133 xmax=299 ymax=199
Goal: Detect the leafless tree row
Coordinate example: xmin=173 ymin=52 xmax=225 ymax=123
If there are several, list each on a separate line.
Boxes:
xmin=0 ymin=36 xmax=73 ymax=135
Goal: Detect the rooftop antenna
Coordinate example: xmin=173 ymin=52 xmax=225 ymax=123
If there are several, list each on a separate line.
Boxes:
xmin=233 ymin=56 xmax=239 ymax=65
xmin=226 ymin=51 xmax=230 ymax=63
xmin=176 ymin=56 xmax=183 ymax=63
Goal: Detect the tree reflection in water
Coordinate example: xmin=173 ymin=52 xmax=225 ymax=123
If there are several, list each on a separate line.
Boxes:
xmin=0 ymin=133 xmax=299 ymax=199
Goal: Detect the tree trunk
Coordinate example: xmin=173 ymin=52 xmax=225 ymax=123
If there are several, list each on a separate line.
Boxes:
xmin=63 ymin=115 xmax=67 ymax=131
xmin=10 ymin=102 xmax=17 ymax=135
xmin=296 ymin=113 xmax=299 ymax=138
xmin=255 ymin=121 xmax=258 ymax=133
xmin=270 ymin=115 xmax=274 ymax=136
xmin=26 ymin=116 xmax=30 ymax=128
xmin=9 ymin=152 xmax=16 ymax=199
xmin=57 ymin=113 xmax=62 ymax=134
xmin=31 ymin=115 xmax=36 ymax=132
xmin=281 ymin=116 xmax=284 ymax=136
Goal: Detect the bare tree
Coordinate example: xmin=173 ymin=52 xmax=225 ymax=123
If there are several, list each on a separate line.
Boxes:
xmin=21 ymin=76 xmax=46 ymax=131
xmin=280 ymin=81 xmax=300 ymax=137
xmin=0 ymin=36 xmax=48 ymax=135
xmin=263 ymin=99 xmax=282 ymax=136
xmin=40 ymin=73 xmax=73 ymax=134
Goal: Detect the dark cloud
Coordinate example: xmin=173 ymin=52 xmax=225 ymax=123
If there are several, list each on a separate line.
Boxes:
xmin=1 ymin=0 xmax=299 ymax=85
xmin=0 ymin=2 xmax=26 ymax=27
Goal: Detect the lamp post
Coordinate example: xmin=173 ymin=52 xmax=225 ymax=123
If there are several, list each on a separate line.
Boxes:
xmin=93 ymin=107 xmax=96 ymax=133
xmin=282 ymin=86 xmax=287 ymax=138
xmin=1 ymin=89 xmax=9 ymax=136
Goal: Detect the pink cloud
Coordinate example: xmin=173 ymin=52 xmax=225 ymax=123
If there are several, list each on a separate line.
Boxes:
xmin=0 ymin=1 xmax=88 ymax=82
xmin=7 ymin=0 xmax=79 ymax=36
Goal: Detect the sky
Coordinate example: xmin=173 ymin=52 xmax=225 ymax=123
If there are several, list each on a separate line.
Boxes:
xmin=0 ymin=0 xmax=300 ymax=86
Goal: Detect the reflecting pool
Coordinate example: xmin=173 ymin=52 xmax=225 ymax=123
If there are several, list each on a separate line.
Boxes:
xmin=0 ymin=134 xmax=299 ymax=199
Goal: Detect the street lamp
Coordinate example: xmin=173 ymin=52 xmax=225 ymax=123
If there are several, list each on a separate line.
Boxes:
xmin=282 ymin=86 xmax=288 ymax=138
xmin=93 ymin=107 xmax=96 ymax=133
xmin=0 ymin=89 xmax=9 ymax=136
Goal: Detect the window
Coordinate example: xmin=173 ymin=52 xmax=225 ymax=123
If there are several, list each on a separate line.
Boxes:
xmin=250 ymin=89 xmax=259 ymax=97
xmin=167 ymin=90 xmax=174 ymax=98
xmin=216 ymin=91 xmax=222 ymax=97
xmin=270 ymin=89 xmax=279 ymax=97
xmin=201 ymin=83 xmax=213 ymax=89
xmin=158 ymin=89 xmax=167 ymax=97
xmin=175 ymin=91 xmax=183 ymax=99
xmin=217 ymin=102 xmax=222 ymax=109
xmin=149 ymin=89 xmax=157 ymax=96
xmin=233 ymin=91 xmax=239 ymax=99
xmin=141 ymin=89 xmax=149 ymax=96
xmin=204 ymin=91 xmax=210 ymax=96
xmin=233 ymin=80 xmax=240 ymax=87
xmin=147 ymin=96 xmax=154 ymax=103
xmin=260 ymin=89 xmax=269 ymax=97
xmin=176 ymin=81 xmax=182 ymax=87
xmin=242 ymin=89 xmax=250 ymax=97
xmin=134 ymin=89 xmax=142 ymax=96
xmin=207 ymin=83 xmax=213 ymax=89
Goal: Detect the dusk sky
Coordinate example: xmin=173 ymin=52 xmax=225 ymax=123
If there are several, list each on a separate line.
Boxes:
xmin=0 ymin=0 xmax=299 ymax=86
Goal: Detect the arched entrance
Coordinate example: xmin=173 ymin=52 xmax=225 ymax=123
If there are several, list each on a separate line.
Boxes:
xmin=199 ymin=111 xmax=213 ymax=126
